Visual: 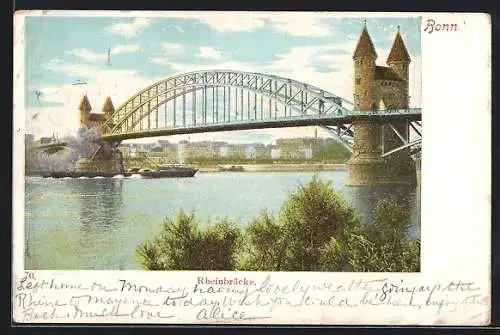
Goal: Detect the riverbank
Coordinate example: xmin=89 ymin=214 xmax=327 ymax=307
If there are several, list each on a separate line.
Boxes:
xmin=197 ymin=163 xmax=346 ymax=172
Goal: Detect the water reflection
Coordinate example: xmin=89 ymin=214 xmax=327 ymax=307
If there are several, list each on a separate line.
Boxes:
xmin=71 ymin=179 xmax=124 ymax=232
xmin=344 ymin=184 xmax=421 ymax=239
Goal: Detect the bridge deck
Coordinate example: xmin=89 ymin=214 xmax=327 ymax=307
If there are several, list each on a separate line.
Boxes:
xmin=102 ymin=111 xmax=421 ymax=142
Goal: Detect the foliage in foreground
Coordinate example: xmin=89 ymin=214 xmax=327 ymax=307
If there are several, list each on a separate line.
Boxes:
xmin=136 ymin=211 xmax=240 ymax=270
xmin=137 ymin=176 xmax=420 ymax=272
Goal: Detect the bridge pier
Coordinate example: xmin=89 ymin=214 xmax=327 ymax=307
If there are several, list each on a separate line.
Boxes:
xmin=346 ymin=120 xmax=416 ymax=186
xmin=75 ymin=142 xmax=124 ymax=174
xmin=347 ymin=156 xmax=417 ymax=186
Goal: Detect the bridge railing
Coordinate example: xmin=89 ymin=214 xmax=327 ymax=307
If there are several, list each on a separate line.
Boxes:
xmin=102 ymin=104 xmax=421 ymax=137
xmin=349 ymin=108 xmax=421 ymax=115
xmin=108 ymin=108 xmax=422 ymax=134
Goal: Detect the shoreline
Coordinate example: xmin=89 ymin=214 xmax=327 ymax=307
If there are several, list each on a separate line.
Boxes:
xmin=197 ymin=163 xmax=347 ymax=172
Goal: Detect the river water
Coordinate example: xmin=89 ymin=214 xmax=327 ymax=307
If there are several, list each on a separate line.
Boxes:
xmin=23 ymin=171 xmax=420 ymax=270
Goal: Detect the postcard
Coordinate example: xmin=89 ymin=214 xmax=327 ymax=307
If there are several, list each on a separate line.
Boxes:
xmin=12 ymin=11 xmax=491 ymax=325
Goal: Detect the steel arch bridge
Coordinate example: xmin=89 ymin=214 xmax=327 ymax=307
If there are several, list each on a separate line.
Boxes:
xmin=96 ymin=70 xmax=421 ymax=156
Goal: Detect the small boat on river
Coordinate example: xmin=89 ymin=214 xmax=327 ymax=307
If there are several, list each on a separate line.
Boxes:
xmin=134 ymin=164 xmax=198 ymax=178
xmin=216 ymin=164 xmax=245 ymax=172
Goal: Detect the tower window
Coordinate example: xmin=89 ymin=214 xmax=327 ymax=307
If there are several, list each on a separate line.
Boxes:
xmin=355 ymin=78 xmax=361 ymax=85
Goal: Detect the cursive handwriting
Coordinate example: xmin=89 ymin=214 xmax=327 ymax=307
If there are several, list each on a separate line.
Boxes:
xmin=12 ymin=274 xmax=489 ymax=324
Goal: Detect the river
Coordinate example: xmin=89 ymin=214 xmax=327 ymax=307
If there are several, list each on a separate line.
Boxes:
xmin=23 ymin=171 xmax=420 ymax=270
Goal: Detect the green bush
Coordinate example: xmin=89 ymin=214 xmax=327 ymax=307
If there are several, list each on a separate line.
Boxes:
xmin=277 ymin=176 xmax=359 ymax=271
xmin=236 ymin=211 xmax=287 ymax=271
xmin=136 ymin=211 xmax=240 ymax=270
xmin=319 ymin=200 xmax=420 ymax=272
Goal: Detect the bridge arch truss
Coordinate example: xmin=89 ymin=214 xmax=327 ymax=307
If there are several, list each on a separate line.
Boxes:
xmin=102 ymin=70 xmax=356 ymax=137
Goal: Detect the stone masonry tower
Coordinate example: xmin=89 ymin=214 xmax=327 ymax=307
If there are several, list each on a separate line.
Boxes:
xmin=78 ymin=94 xmax=92 ymax=126
xmin=75 ymin=95 xmax=123 ymax=174
xmin=78 ymin=95 xmax=116 ymax=136
xmin=346 ymin=23 xmax=416 ymax=185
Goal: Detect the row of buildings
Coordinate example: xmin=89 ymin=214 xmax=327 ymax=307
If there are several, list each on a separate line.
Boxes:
xmin=120 ymin=137 xmax=346 ymax=162
xmin=25 ymin=133 xmax=58 ymax=147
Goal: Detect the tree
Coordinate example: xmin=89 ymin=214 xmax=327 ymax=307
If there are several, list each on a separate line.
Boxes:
xmin=197 ymin=218 xmax=241 ymax=270
xmin=314 ymin=142 xmax=351 ymax=162
xmin=278 ymin=176 xmax=359 ymax=271
xmin=136 ymin=210 xmax=241 ymax=270
xmin=319 ymin=200 xmax=420 ymax=272
xmin=236 ymin=211 xmax=287 ymax=271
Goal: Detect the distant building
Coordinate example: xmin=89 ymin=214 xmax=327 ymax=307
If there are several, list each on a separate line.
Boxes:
xmin=38 ymin=134 xmax=56 ymax=144
xmin=178 ymin=141 xmax=215 ymax=160
xmin=25 ymin=134 xmax=35 ymax=147
xmin=245 ymin=146 xmax=256 ymax=159
xmin=267 ymin=145 xmax=281 ymax=160
xmin=276 ymin=137 xmax=321 ymax=160
xmin=244 ymin=143 xmax=270 ymax=159
xmin=227 ymin=144 xmax=246 ymax=159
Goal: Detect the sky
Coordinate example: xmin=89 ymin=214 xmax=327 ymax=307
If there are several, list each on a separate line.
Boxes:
xmin=20 ymin=12 xmax=422 ymax=144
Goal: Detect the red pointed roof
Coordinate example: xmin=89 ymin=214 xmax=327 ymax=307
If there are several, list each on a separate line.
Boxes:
xmin=102 ymin=96 xmax=115 ymax=113
xmin=387 ymin=27 xmax=411 ymax=63
xmin=78 ymin=95 xmax=92 ymax=112
xmin=353 ymin=24 xmax=377 ymax=59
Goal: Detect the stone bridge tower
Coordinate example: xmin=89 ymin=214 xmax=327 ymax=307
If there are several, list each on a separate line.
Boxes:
xmin=346 ymin=23 xmax=416 ymax=185
xmin=78 ymin=95 xmax=115 ymax=136
xmin=76 ymin=95 xmax=123 ymax=174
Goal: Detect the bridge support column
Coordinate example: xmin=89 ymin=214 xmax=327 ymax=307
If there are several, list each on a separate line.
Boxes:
xmin=346 ymin=120 xmax=416 ymax=186
xmin=75 ymin=142 xmax=124 ymax=174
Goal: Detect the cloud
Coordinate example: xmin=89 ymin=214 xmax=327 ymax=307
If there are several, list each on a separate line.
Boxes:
xmin=169 ymin=24 xmax=186 ymax=34
xmin=66 ymin=49 xmax=107 ymax=63
xmin=149 ymin=57 xmax=170 ymax=65
xmin=66 ymin=44 xmax=140 ymax=63
xmin=196 ymin=46 xmax=223 ymax=60
xmin=161 ymin=43 xmax=185 ymax=54
xmin=269 ymin=46 xmax=317 ymax=72
xmin=149 ymin=43 xmax=186 ymax=66
xmin=163 ymin=12 xmax=334 ymax=36
xmin=167 ymin=59 xmax=260 ymax=74
xmin=107 ymin=18 xmax=152 ymax=37
xmin=112 ymin=44 xmax=140 ymax=54
xmin=197 ymin=13 xmax=265 ymax=32
xmin=267 ymin=17 xmax=334 ymax=37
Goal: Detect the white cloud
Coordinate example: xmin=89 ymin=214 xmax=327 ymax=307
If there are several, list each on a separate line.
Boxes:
xmin=149 ymin=43 xmax=186 ymax=66
xmin=162 ymin=12 xmax=334 ymax=37
xmin=267 ymin=17 xmax=334 ymax=37
xmin=112 ymin=44 xmax=140 ymax=54
xmin=169 ymin=24 xmax=186 ymax=34
xmin=269 ymin=46 xmax=317 ymax=72
xmin=149 ymin=57 xmax=170 ymax=65
xmin=66 ymin=49 xmax=107 ymax=63
xmin=196 ymin=46 xmax=223 ymax=60
xmin=107 ymin=18 xmax=151 ymax=38
xmin=167 ymin=59 xmax=259 ymax=74
xmin=161 ymin=43 xmax=185 ymax=54
xmin=198 ymin=13 xmax=265 ymax=32
xmin=66 ymin=44 xmax=140 ymax=63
